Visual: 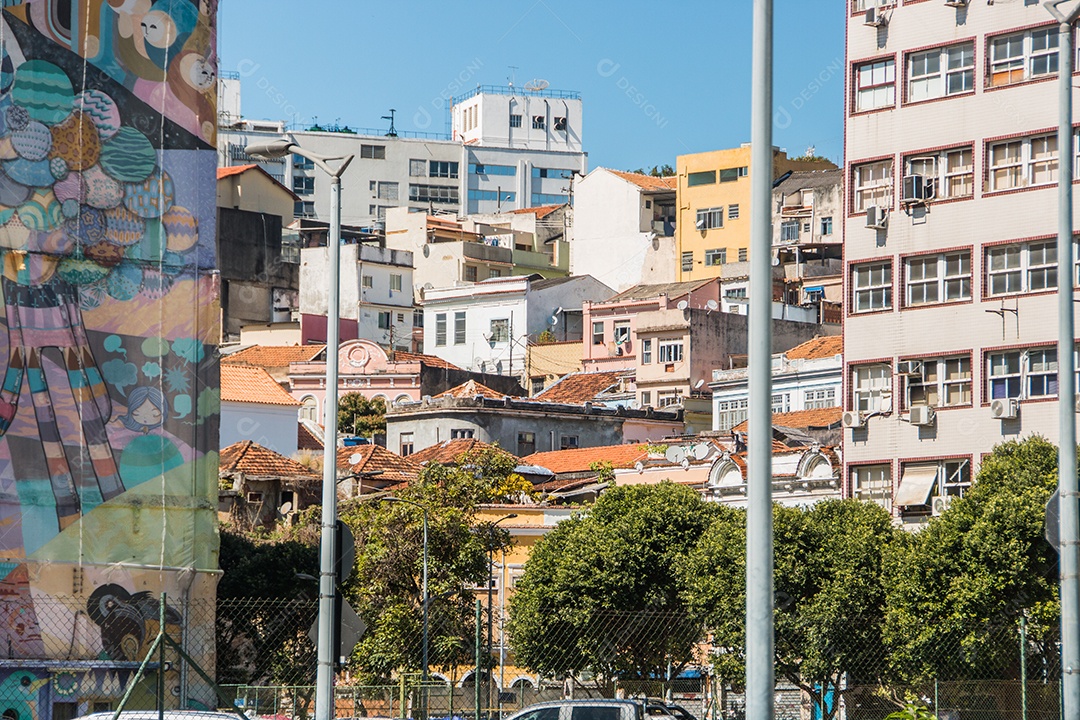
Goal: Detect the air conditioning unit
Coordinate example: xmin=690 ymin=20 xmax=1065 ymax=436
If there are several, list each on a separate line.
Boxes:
xmin=842 ymin=410 xmax=866 ymax=429
xmin=944 ymin=0 xmax=968 ymax=6
xmin=931 ymin=494 xmax=954 ymax=517
xmin=864 ymin=7 xmax=888 ymax=26
xmin=901 ymin=175 xmax=934 ymax=204
xmin=1075 ymin=393 xmax=1080 ymax=413
xmin=990 ymin=397 xmax=1019 ymax=420
xmin=865 ymin=205 xmax=888 ymax=230
xmin=909 ymin=404 xmax=936 ymax=427
xmin=896 ymin=360 xmax=923 ymax=375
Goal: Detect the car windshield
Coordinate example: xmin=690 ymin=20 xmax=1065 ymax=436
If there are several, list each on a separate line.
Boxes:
xmin=571 ymin=707 xmax=622 ymax=720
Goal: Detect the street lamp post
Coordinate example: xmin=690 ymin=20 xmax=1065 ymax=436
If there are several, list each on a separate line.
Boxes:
xmin=485 ymin=514 xmax=518 ymax=719
xmin=245 ymin=139 xmax=353 ymax=720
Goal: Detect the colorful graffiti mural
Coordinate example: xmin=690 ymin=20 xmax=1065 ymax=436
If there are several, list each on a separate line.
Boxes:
xmin=0 ymin=0 xmax=219 ymax=716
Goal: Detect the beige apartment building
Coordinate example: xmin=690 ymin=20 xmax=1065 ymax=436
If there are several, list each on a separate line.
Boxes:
xmin=843 ymin=0 xmax=1078 ymax=525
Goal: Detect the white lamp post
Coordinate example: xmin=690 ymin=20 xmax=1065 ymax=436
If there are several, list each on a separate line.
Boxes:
xmin=245 ymin=139 xmax=353 ymax=720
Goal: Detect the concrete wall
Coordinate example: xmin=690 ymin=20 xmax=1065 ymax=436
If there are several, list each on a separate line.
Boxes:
xmin=454 ymin=90 xmax=584 ymax=154
xmin=220 ymin=401 xmax=300 ymax=457
xmin=217 ymin=168 xmax=296 ymax=220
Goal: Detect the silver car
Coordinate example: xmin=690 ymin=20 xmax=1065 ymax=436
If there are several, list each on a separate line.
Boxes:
xmin=504 ymin=700 xmax=645 ymax=720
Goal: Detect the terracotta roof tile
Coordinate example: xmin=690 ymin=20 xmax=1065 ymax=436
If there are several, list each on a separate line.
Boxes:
xmin=732 ymin=407 xmax=843 ymax=433
xmin=608 ymin=170 xmax=677 ymax=192
xmin=506 ymin=204 xmax=563 ymax=219
xmin=394 ymin=351 xmax=463 ymax=370
xmin=783 ymin=336 xmax=843 ymax=361
xmin=408 ymin=439 xmax=517 ymax=466
xmin=297 ymin=422 xmax=324 ymax=451
xmin=337 ymin=445 xmax=422 ymax=486
xmin=434 ymin=380 xmax=505 ymax=399
xmin=223 ymin=344 xmax=326 ymax=368
xmin=607 ymin=279 xmax=716 ymax=303
xmin=520 ymin=444 xmax=649 ymax=475
xmin=535 ymin=371 xmax=622 ymax=403
xmin=220 ymin=440 xmax=319 ymax=480
xmin=217 ymin=164 xmax=257 ymax=179
xmin=221 ymin=365 xmax=300 ymax=406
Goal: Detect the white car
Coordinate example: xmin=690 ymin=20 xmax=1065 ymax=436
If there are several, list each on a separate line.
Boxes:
xmin=505 ymin=700 xmax=646 ymax=720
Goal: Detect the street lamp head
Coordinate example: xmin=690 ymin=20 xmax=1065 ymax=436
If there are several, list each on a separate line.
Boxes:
xmin=244 ymin=139 xmax=296 ymax=159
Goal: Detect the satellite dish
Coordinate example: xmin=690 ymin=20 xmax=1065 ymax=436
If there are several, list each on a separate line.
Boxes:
xmin=474 ymin=357 xmax=486 ymax=370
xmin=423 ymin=283 xmax=434 ymax=290
xmin=706 ymin=299 xmax=719 ymax=311
xmin=423 ymin=245 xmax=430 ymax=258
xmin=524 ymin=78 xmax=550 ymax=91
xmin=665 ymin=446 xmax=686 ymax=464
xmin=651 ymin=236 xmax=660 ymax=251
xmin=483 ymin=332 xmax=494 ymax=342
xmin=607 ymin=340 xmax=619 ymax=357
xmin=278 ymin=501 xmax=293 ymax=515
xmin=694 ymin=379 xmax=705 ymax=390
xmin=692 ymin=444 xmax=710 ymax=461
xmin=634 ymin=461 xmax=644 ymax=474
xmin=681 ymin=458 xmax=691 ymax=470
xmin=550 ymin=315 xmax=559 ymax=326
xmin=555 ymin=306 xmax=563 ymax=315
xmin=771 ymin=252 xmax=780 ymax=267
xmin=348 ymin=452 xmax=363 ymax=465
xmin=677 ymin=300 xmax=689 ymax=311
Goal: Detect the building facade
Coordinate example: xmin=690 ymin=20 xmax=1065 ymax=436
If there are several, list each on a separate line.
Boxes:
xmin=842 ymin=0 xmax=1076 ymax=524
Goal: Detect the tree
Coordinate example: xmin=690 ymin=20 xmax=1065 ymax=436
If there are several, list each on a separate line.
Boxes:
xmin=884 ymin=436 xmax=1062 ymax=683
xmin=338 ymin=393 xmax=386 ymax=437
xmin=507 ymin=483 xmax=720 ymax=685
xmin=680 ymin=500 xmax=897 ymax=720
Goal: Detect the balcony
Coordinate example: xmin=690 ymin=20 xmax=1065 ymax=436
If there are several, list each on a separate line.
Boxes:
xmin=462 ymin=242 xmax=512 ymax=264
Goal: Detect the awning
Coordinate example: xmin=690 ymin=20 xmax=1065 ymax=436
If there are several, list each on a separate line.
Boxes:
xmin=803 ymin=285 xmax=824 ymax=293
xmin=895 ymin=464 xmax=939 ymax=506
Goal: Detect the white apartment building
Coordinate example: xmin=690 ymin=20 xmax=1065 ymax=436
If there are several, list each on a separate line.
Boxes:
xmin=844 ymin=0 xmax=1078 ymax=524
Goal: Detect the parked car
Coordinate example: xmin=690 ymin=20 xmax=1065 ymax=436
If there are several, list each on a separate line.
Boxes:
xmin=645 ymin=702 xmax=695 ymax=720
xmin=74 ymin=712 xmax=246 ymax=720
xmin=504 ymin=699 xmax=646 ymax=720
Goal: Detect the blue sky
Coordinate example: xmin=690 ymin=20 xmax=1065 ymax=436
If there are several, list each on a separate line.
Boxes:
xmin=219 ymin=1 xmax=846 ymax=170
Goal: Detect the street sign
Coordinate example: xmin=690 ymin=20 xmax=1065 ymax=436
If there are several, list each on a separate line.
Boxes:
xmin=1046 ymin=488 xmax=1060 ymax=552
xmin=308 ymin=598 xmax=367 ymax=663
xmin=337 ymin=520 xmax=355 ymax=582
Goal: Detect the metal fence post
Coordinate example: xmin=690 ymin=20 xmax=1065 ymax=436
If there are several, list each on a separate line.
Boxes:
xmin=1021 ymin=616 xmax=1028 ymax=720
xmin=476 ymin=599 xmax=483 ymax=720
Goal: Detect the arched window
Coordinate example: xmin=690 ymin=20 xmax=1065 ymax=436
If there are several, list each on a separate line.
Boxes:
xmin=300 ymin=396 xmax=319 ymax=422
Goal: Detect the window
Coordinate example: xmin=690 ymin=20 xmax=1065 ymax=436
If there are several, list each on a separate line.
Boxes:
xmin=729 ymin=204 xmax=740 ymax=219
xmin=851 ymin=465 xmax=892 ymax=512
xmin=434 ymin=314 xmax=449 ymax=347
xmin=1027 ymin=349 xmax=1059 ymax=397
xmin=853 ymin=364 xmax=891 ymax=413
xmin=705 ymin=248 xmax=727 ymax=266
xmin=531 ymin=193 xmax=568 ymax=205
xmin=696 ymin=207 xmax=724 ymax=230
xmin=771 ymin=393 xmax=790 ymax=414
xmin=451 ymin=428 xmax=475 ymax=439
xmin=409 ymin=159 xmax=427 ymax=177
xmin=463 ymin=265 xmax=478 ymax=282
xmin=378 ymin=311 xmax=391 ymax=330
xmin=454 ymin=311 xmax=466 ymax=345
xmin=906 ymin=357 xmax=972 ymax=408
xmin=430 ymin=161 xmax=459 ymax=178
xmin=907 ymin=42 xmax=974 ymax=102
xmin=657 ymin=390 xmax=681 ymax=408
xmin=294 ymin=200 xmax=314 ymax=217
xmin=469 ymin=163 xmax=516 ymax=176
xmin=369 ymin=205 xmax=391 ymax=220
xmin=530 ymin=377 xmax=545 ymax=395
xmin=613 ymin=321 xmax=630 ymax=346
xmin=410 ymin=184 xmax=459 ymax=205
xmin=989 ymin=134 xmax=1057 ymax=191
xmin=682 ymin=251 xmax=695 ymax=272
xmin=688 ymin=170 xmax=716 ymax=186
xmin=905 ymin=251 xmax=971 ymax=306
xmin=247 ymin=491 xmax=263 ymax=503
xmin=719 ymin=166 xmax=748 ymax=182
xmin=414 ymin=309 xmax=424 ymax=327
xmin=990 ymin=27 xmax=1058 ymax=86
xmin=300 ymin=396 xmax=318 ymax=422
xmin=361 ymin=274 xmax=373 ymax=289
xmin=987 ymin=241 xmax=1057 ymax=296
xmin=853 ymin=159 xmax=893 ymax=211
xmin=641 ymin=339 xmax=652 ymax=364
xmin=987 ymin=348 xmax=1059 ymax=400
xmin=821 ymin=216 xmax=833 ymax=235
xmin=854 ymin=58 xmax=896 ymax=112
xmin=400 ymin=432 xmax=414 ymax=456
xmin=490 ymin=318 xmax=509 ymax=343
xmin=293 ymin=153 xmax=313 ymax=170
xmin=533 ymin=167 xmax=573 ymax=179
xmin=658 ymin=341 xmax=684 ymax=364
xmin=489 ymin=268 xmax=501 ymax=278
xmin=781 ymin=220 xmax=800 ymax=242
xmin=905 ymin=147 xmax=973 ymax=201
xmin=804 ymin=388 xmax=836 ymax=409
xmin=592 ymin=321 xmax=605 ymax=346
xmin=852 ymin=261 xmax=892 ymax=312
xmin=292 ymin=176 xmax=314 ymax=195
xmin=532 ymin=115 xmax=546 ymax=130
xmin=376 ymin=181 xmax=398 ymax=201
xmin=397 ymin=313 xmax=405 ymax=322
xmin=738 ymin=248 xmax=748 ymax=262
xmin=360 ymin=144 xmax=386 ymax=159
xmin=510 ymin=114 xmax=522 ymax=128
xmin=554 ymin=116 xmax=567 ymax=131
xmin=390 ymin=274 xmax=402 ymax=292
xmin=518 ymin=432 xmax=536 ymax=456
xmin=469 ymin=189 xmax=518 ymax=203
xmin=560 ymin=435 xmax=579 ymax=450
xmin=716 ymin=398 xmax=749 ymax=432
xmin=641 ymin=391 xmax=652 ymax=406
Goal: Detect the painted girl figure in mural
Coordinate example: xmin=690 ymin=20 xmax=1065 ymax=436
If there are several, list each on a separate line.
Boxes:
xmin=116 ymin=386 xmax=166 ymax=434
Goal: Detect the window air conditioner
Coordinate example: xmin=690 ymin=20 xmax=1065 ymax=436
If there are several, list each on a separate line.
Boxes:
xmin=944 ymin=0 xmax=968 ymax=7
xmin=865 ymin=205 xmax=888 ymax=230
xmin=909 ymin=404 xmax=936 ymax=427
xmin=990 ymin=398 xmax=1019 ymax=420
xmin=842 ymin=410 xmax=866 ymax=429
xmin=864 ymin=7 xmax=888 ymax=26
xmin=901 ymin=175 xmax=933 ymax=204
xmin=931 ymin=494 xmax=954 ymax=517
xmin=896 ymin=360 xmax=923 ymax=375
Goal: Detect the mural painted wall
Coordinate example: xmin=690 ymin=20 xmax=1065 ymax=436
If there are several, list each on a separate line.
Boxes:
xmin=0 ymin=0 xmax=219 ymax=716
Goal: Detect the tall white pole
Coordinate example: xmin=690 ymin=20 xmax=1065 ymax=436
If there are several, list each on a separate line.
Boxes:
xmin=746 ymin=1 xmax=775 ymax=720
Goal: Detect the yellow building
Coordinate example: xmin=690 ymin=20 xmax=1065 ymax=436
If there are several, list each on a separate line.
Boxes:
xmin=676 ymin=146 xmax=834 ymax=281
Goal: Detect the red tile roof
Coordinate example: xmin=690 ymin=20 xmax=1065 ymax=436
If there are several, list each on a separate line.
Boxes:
xmin=337 ymin=445 xmax=421 ymax=486
xmin=297 ymin=422 xmax=324 ymax=451
xmin=220 ymin=365 xmax=300 ymax=406
xmin=408 ymin=439 xmax=517 ymax=466
xmin=608 ymin=170 xmax=677 ymax=192
xmin=507 ymin=204 xmax=563 ymax=219
xmin=535 ymin=371 xmax=623 ymax=403
xmin=223 ymin=344 xmax=326 ymax=368
xmin=393 ymin=350 xmax=462 ymax=370
xmin=220 ymin=440 xmax=320 ymax=480
xmin=732 ymin=407 xmax=843 ymax=433
xmin=217 ymin=164 xmax=257 ymax=179
xmin=520 ymin=444 xmax=649 ymax=475
xmin=784 ymin=335 xmax=843 ymax=361
xmin=434 ymin=380 xmax=506 ymax=399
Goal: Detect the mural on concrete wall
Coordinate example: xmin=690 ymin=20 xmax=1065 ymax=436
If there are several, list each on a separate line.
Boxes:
xmin=0 ymin=0 xmax=219 ymax=715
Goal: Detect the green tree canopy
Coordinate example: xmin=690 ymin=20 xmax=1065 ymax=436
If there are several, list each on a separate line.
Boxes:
xmin=507 ymin=482 xmax=720 ymax=683
xmin=338 ymin=393 xmax=386 ymax=438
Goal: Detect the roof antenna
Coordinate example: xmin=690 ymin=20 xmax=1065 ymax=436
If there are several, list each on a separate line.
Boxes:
xmin=508 ymin=65 xmax=518 ymax=87
xmin=382 ymin=109 xmax=397 ymax=137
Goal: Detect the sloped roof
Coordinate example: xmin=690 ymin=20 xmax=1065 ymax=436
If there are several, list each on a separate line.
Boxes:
xmin=221 ymin=365 xmax=300 ymax=406
xmin=434 ymin=380 xmax=506 ymax=399
xmin=220 ymin=440 xmax=319 ymax=480
xmin=507 ymin=204 xmax=563 ymax=219
xmin=408 ymin=439 xmax=516 ymax=466
xmin=297 ymin=422 xmax=323 ymax=451
xmin=216 ymin=164 xmax=302 ymax=200
xmin=394 ymin=350 xmax=462 ymax=371
xmin=535 ymin=371 xmax=622 ymax=403
xmin=608 ymin=170 xmax=677 ymax=192
xmin=520 ymin=444 xmax=649 ymax=475
xmin=607 ymin=279 xmax=716 ymax=303
xmin=337 ymin=445 xmax=421 ymax=486
xmin=774 ymin=168 xmax=842 ymax=195
xmin=732 ymin=407 xmax=843 ymax=433
xmin=783 ymin=335 xmax=842 ymax=361
xmin=223 ymin=344 xmax=326 ymax=368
